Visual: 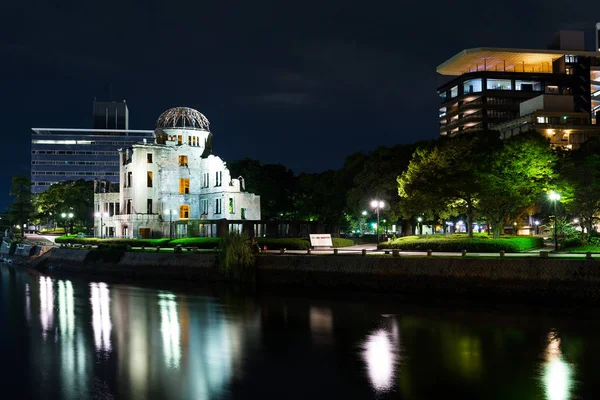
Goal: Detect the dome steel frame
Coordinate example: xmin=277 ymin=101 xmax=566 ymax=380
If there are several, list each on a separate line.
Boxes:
xmin=156 ymin=107 xmax=210 ymax=131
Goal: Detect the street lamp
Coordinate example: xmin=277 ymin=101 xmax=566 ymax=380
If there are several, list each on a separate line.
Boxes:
xmin=94 ymin=212 xmax=109 ymax=239
xmin=549 ymin=191 xmax=561 ymax=251
xmin=534 ymin=220 xmax=540 ymax=235
xmin=164 ymin=209 xmax=176 ymax=239
xmin=370 ymin=200 xmax=384 ymax=244
xmin=417 ymin=217 xmax=422 ymax=235
xmin=61 ymin=212 xmax=74 ymax=234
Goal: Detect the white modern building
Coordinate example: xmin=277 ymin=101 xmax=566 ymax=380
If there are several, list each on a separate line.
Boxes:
xmin=94 ymin=107 xmax=261 ymax=239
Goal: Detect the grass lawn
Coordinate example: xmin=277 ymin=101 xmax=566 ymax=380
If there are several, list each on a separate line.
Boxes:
xmin=563 ymin=245 xmax=600 ymax=253
xmin=379 ymin=234 xmax=544 ymax=252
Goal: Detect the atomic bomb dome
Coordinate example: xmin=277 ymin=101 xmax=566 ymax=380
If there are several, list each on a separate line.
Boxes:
xmin=156 ymin=107 xmax=210 ymax=131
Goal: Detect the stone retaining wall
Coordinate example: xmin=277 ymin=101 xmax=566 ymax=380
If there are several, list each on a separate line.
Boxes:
xmin=256 ymin=255 xmax=600 ymax=300
xmin=38 ymin=248 xmax=223 ymax=281
xmin=35 ymin=250 xmax=600 ymax=300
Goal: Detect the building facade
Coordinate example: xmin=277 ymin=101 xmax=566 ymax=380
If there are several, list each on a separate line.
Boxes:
xmin=94 ymin=107 xmax=261 ymax=239
xmin=437 ymin=31 xmax=600 ymax=136
xmin=31 ymin=128 xmax=154 ymax=193
xmin=31 ymin=100 xmax=153 ymax=193
xmin=494 ymin=94 xmax=600 ymax=149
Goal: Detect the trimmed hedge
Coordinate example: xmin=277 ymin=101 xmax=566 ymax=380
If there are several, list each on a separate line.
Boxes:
xmin=54 ymin=235 xmax=220 ymax=249
xmin=379 ymin=235 xmax=544 ymax=253
xmin=166 ymin=238 xmax=222 ymax=249
xmin=332 ymin=238 xmax=354 ymax=248
xmin=257 ymin=238 xmax=311 ymax=250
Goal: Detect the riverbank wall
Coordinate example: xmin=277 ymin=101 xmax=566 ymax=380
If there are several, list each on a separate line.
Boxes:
xmin=29 ymin=249 xmax=600 ymax=300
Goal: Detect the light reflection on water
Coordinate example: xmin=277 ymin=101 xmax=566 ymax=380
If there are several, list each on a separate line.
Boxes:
xmin=542 ymin=331 xmax=575 ymax=400
xmin=90 ymin=282 xmax=112 ymax=352
xmin=158 ymin=291 xmax=181 ymax=369
xmin=39 ymin=276 xmax=54 ymax=338
xmin=361 ymin=317 xmax=400 ymax=393
xmin=1 ymin=264 xmax=598 ymax=399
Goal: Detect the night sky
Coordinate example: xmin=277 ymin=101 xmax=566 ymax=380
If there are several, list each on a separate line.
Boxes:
xmin=2 ymin=0 xmax=600 ymax=210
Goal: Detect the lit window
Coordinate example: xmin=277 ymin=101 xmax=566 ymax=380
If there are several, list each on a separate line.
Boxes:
xmin=486 ymin=79 xmax=512 ymax=91
xmin=179 ymin=205 xmax=190 ymax=219
xmin=177 ymin=135 xmax=182 ymax=145
xmin=178 ymin=155 xmax=188 ymax=167
xmin=147 ymin=171 xmax=153 ymax=187
xmin=179 ymin=178 xmax=190 ymax=194
xmin=515 ymin=80 xmax=542 ymax=91
xmin=565 ymin=55 xmax=578 ymax=63
xmin=229 ymin=198 xmax=234 ymax=213
xmin=565 ymin=67 xmax=573 ymax=75
xmin=450 ymin=86 xmax=458 ymax=98
xmin=462 ymin=79 xmax=482 ymax=94
xmin=537 ymin=117 xmax=548 ymax=123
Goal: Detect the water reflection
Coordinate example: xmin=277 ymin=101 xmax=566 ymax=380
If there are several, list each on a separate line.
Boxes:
xmin=39 ymin=276 xmax=54 ymax=338
xmin=310 ymin=306 xmax=333 ymax=345
xmin=58 ymin=280 xmax=74 ymax=338
xmin=542 ymin=330 xmax=575 ymax=400
xmin=361 ymin=317 xmax=400 ymax=393
xmin=25 ymin=283 xmax=30 ymax=323
xmin=90 ymin=282 xmax=112 ymax=352
xmin=158 ymin=291 xmax=181 ymax=369
xmin=3 ymin=264 xmax=599 ymax=400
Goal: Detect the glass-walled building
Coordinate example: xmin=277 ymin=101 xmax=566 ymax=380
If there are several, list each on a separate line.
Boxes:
xmin=30 ymin=128 xmax=154 ymax=193
xmin=437 ymin=46 xmax=600 ymax=136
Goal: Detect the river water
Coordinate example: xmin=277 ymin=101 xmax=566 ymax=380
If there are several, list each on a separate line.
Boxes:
xmin=1 ymin=264 xmax=599 ymax=399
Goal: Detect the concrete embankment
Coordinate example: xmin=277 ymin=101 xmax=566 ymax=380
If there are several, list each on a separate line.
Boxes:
xmin=31 ymin=249 xmax=600 ymax=300
xmin=256 ymin=255 xmax=600 ymax=300
xmin=34 ymin=248 xmax=224 ymax=281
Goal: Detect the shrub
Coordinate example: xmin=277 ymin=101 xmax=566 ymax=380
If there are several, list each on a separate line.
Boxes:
xmin=563 ymin=237 xmax=584 ymax=249
xmin=256 ymin=238 xmax=311 ymax=250
xmin=332 ymin=238 xmax=354 ymax=248
xmin=379 ymin=235 xmax=544 ymax=252
xmin=218 ymin=232 xmax=255 ymax=281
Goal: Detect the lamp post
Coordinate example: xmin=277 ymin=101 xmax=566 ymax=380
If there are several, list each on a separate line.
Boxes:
xmin=361 ymin=210 xmax=367 ymax=234
xmin=417 ymin=217 xmax=422 ymax=235
xmin=164 ymin=209 xmax=175 ymax=239
xmin=61 ymin=212 xmax=74 ymax=234
xmin=370 ymin=200 xmax=384 ymax=244
xmin=94 ymin=212 xmax=109 ymax=239
xmin=534 ymin=220 xmax=540 ymax=235
xmin=549 ymin=191 xmax=561 ymax=251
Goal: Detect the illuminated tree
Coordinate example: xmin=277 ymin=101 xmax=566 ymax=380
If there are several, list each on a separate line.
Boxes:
xmin=476 ymin=132 xmax=555 ymax=238
xmin=398 ymin=133 xmax=498 ymax=238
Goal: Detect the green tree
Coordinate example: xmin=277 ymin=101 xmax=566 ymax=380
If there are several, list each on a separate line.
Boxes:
xmin=36 ymin=180 xmax=94 ymax=231
xmin=557 ymin=138 xmax=600 ymax=240
xmin=477 ymin=133 xmax=556 ymax=238
xmin=7 ymin=175 xmax=33 ymax=237
xmin=398 ymin=133 xmax=498 ymax=238
xmin=227 ymin=159 xmax=296 ymax=220
xmin=347 ymin=144 xmax=425 ymax=227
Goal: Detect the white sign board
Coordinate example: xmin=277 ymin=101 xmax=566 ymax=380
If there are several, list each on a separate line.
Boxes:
xmin=309 ymin=234 xmax=333 ymax=247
